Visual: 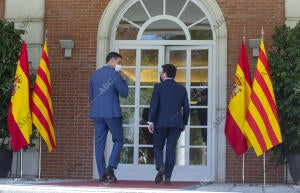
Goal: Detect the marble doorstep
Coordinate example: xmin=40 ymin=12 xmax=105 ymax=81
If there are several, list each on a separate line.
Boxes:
xmin=0 ymin=184 xmax=238 ymax=193
xmin=0 ymin=178 xmax=299 ymax=193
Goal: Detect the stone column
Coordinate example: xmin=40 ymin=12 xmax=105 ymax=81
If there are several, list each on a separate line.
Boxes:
xmin=285 ymin=0 xmax=300 ymax=27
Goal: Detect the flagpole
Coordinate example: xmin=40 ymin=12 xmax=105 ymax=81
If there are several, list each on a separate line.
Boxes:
xmin=45 ymin=30 xmax=48 ymax=42
xmin=261 ymin=26 xmax=264 ymax=39
xmin=20 ymin=149 xmax=23 ymax=179
xmin=262 ymin=26 xmax=265 ymax=186
xmin=37 ymin=30 xmax=47 ymax=180
xmin=16 ymin=151 xmax=19 ymax=178
xmin=242 ymin=25 xmax=246 ymax=185
xmin=242 ymin=155 xmax=245 ymax=184
xmin=263 ymin=153 xmax=266 ymax=186
xmin=261 ymin=26 xmax=267 ymax=187
xmin=243 ymin=26 xmax=246 ymax=43
xmin=38 ymin=136 xmax=42 ymax=179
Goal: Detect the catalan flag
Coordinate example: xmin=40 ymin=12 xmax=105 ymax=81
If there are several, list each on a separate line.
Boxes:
xmin=31 ymin=41 xmax=56 ymax=152
xmin=244 ymin=39 xmax=282 ymax=156
xmin=225 ymin=41 xmax=252 ymax=156
xmin=7 ymin=41 xmax=32 ymax=152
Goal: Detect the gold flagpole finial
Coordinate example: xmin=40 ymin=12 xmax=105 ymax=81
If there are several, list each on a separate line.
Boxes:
xmin=45 ymin=30 xmax=48 ymax=42
xmin=243 ymin=26 xmax=246 ymax=43
xmin=261 ymin=26 xmax=264 ymax=39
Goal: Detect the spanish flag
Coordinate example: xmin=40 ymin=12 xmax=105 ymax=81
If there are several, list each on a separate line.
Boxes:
xmin=31 ymin=41 xmax=56 ymax=152
xmin=244 ymin=39 xmax=282 ymax=156
xmin=225 ymin=41 xmax=252 ymax=156
xmin=7 ymin=41 xmax=32 ymax=152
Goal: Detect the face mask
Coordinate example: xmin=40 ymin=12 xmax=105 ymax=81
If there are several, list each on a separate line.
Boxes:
xmin=115 ymin=64 xmax=122 ymax=72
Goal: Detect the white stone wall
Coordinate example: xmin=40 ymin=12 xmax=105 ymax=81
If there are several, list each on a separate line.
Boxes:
xmin=285 ymin=0 xmax=300 ymax=27
xmin=10 ymin=140 xmax=40 ymax=178
xmin=285 ymin=0 xmax=299 ymax=183
xmin=5 ymin=0 xmax=45 ymax=71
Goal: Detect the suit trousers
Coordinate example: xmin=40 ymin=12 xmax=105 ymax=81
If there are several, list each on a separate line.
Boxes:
xmin=153 ymin=127 xmax=182 ymax=179
xmin=93 ymin=118 xmax=123 ymax=177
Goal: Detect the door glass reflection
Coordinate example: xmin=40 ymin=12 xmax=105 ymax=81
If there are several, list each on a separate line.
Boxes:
xmin=138 ymin=147 xmax=154 ymax=164
xmin=141 ymin=50 xmax=158 ymax=66
xmin=191 ymin=69 xmax=208 ymax=85
xmin=190 ymin=88 xmax=208 ymax=106
xmin=140 ymin=68 xmax=158 ymax=86
xmin=169 ymin=50 xmax=186 ymax=67
xmin=123 ymin=127 xmax=134 ymax=144
xmin=189 ymin=19 xmax=212 ymax=40
xmin=116 ymin=23 xmax=138 ymax=40
xmin=139 ymin=108 xmax=150 ymax=126
xmin=191 ymin=50 xmax=208 ymax=67
xmin=119 ymin=49 xmax=136 ymax=66
xmin=120 ymin=87 xmax=135 ymax=105
xmin=142 ymin=0 xmax=163 ymax=17
xmin=123 ymin=1 xmax=148 ymax=26
xmin=179 ymin=1 xmax=206 ymax=24
xmin=166 ymin=0 xmax=187 ymax=16
xmin=190 ymin=128 xmax=207 ymax=145
xmin=190 ymin=148 xmax=207 ymax=165
xmin=174 ymin=69 xmax=186 ymax=86
xmin=122 ymin=107 xmax=135 ymax=125
xmin=140 ymin=88 xmax=153 ymax=105
xmin=122 ymin=68 xmax=136 ymax=86
xmin=139 ymin=127 xmax=153 ymax=145
xmin=142 ymin=20 xmax=186 ymax=40
xmin=120 ymin=146 xmax=134 ymax=164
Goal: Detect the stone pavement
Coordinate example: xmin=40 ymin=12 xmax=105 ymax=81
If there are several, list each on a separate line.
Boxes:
xmin=187 ymin=183 xmax=300 ymax=193
xmin=0 ymin=178 xmax=299 ymax=193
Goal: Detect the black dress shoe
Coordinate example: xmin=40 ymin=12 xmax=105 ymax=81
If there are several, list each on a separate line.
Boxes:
xmin=109 ymin=173 xmax=118 ymax=183
xmin=155 ymin=166 xmax=165 ymax=184
xmin=164 ymin=179 xmax=171 ymax=185
xmin=104 ymin=167 xmax=118 ymax=183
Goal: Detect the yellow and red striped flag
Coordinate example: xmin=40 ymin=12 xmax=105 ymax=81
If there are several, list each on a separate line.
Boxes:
xmin=244 ymin=39 xmax=282 ymax=156
xmin=7 ymin=40 xmax=32 ymax=152
xmin=31 ymin=41 xmax=56 ymax=152
xmin=225 ymin=41 xmax=252 ymax=156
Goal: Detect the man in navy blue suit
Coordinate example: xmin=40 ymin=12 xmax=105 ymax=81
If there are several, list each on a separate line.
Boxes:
xmin=89 ymin=52 xmax=128 ymax=183
xmin=148 ymin=64 xmax=190 ymax=185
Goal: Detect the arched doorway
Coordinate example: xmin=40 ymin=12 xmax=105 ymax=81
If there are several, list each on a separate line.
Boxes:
xmin=95 ymin=0 xmax=227 ymax=182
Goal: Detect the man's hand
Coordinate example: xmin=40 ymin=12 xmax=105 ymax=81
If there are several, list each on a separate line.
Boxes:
xmin=119 ymin=70 xmax=126 ymax=79
xmin=148 ymin=123 xmax=154 ymax=134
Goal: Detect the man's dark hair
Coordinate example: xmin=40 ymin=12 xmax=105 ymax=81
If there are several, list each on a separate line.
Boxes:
xmin=106 ymin=52 xmax=122 ymax=63
xmin=162 ymin=64 xmax=177 ymax=78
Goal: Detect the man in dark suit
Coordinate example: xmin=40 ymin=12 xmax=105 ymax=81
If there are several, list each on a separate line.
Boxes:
xmin=148 ymin=64 xmax=190 ymax=185
xmin=89 ymin=52 xmax=128 ymax=183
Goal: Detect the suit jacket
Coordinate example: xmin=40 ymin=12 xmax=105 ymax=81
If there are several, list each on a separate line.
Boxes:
xmin=89 ymin=65 xmax=128 ymax=118
xmin=148 ymin=79 xmax=190 ymax=129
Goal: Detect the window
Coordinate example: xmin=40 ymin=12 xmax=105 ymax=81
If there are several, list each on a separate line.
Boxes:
xmin=115 ymin=0 xmax=213 ymax=40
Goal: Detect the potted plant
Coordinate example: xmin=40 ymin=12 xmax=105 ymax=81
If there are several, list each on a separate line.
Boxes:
xmin=0 ymin=20 xmax=25 ymax=177
xmin=269 ymin=21 xmax=300 ymax=184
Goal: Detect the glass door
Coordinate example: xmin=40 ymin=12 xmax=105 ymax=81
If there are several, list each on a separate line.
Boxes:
xmin=104 ymin=45 xmax=213 ymax=181
xmin=165 ymin=46 xmax=212 ymax=181
xmin=115 ymin=46 xmax=164 ymax=180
